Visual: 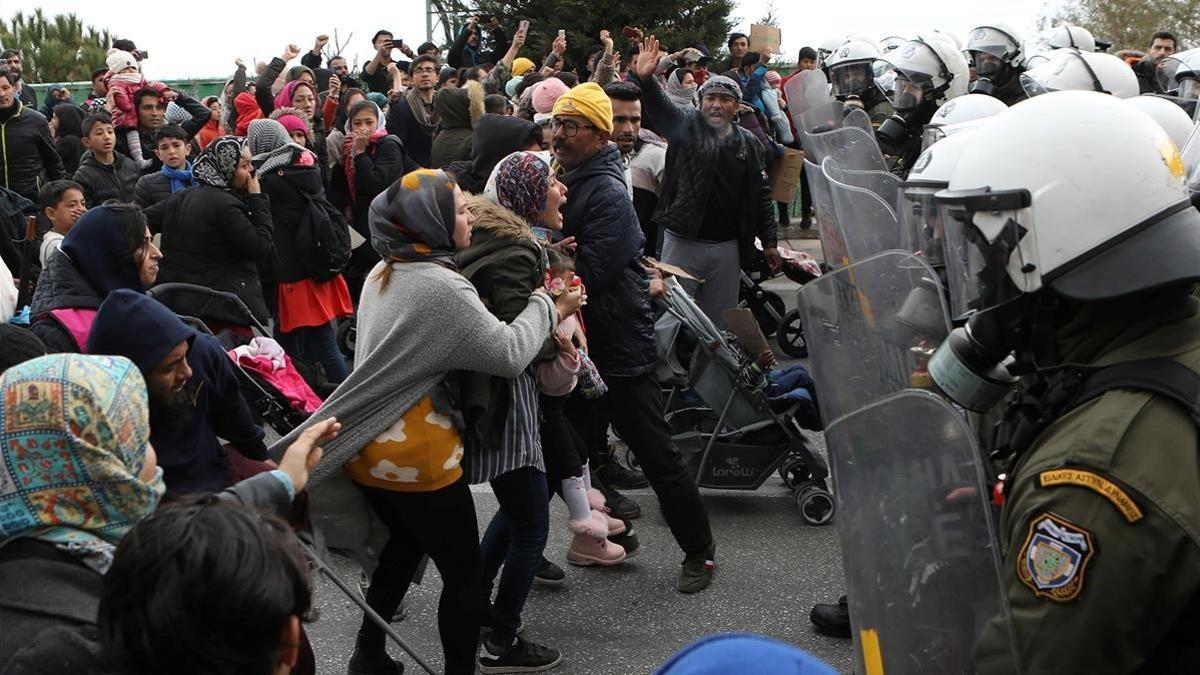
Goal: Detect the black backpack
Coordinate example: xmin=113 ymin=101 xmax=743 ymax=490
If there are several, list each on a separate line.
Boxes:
xmin=294 ymin=188 xmax=352 ymax=283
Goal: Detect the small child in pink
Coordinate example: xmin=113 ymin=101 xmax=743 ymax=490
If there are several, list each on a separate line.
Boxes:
xmin=104 ymin=49 xmax=155 ymax=170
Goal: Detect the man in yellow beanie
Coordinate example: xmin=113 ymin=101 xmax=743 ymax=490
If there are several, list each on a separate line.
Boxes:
xmin=512 ymin=57 xmax=536 ymax=77
xmin=552 ymin=81 xmax=719 ymax=594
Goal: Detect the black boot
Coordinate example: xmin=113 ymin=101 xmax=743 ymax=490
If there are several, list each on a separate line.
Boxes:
xmin=809 ymin=594 xmax=851 ymax=638
xmin=347 ymin=631 xmax=405 ymax=674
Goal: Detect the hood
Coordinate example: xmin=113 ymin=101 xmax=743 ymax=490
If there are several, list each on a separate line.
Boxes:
xmin=87 ymin=289 xmax=196 ymax=375
xmin=53 ymin=103 xmax=85 ymax=138
xmin=455 ymin=194 xmax=540 ymax=270
xmin=561 ymin=142 xmax=626 ymax=187
xmin=29 ymin=248 xmax=106 ymax=316
xmin=60 ymin=205 xmax=143 ymax=296
xmin=435 ymin=81 xmax=485 ymax=130
xmin=469 ymin=114 xmax=540 ymax=182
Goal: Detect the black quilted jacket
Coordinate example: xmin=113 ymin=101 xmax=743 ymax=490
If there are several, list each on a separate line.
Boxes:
xmin=635 ymin=74 xmax=778 ymax=262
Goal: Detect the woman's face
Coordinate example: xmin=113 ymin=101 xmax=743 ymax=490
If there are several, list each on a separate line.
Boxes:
xmin=136 ymin=226 xmax=162 ymax=288
xmin=49 ymin=113 xmax=60 ymax=138
xmin=452 ymin=186 xmax=474 ymax=250
xmin=231 ymin=146 xmax=254 ymax=192
xmin=291 ymin=84 xmax=316 ymax=118
xmin=208 ymin=101 xmax=221 ymax=116
xmin=541 ymin=176 xmax=567 ymax=230
xmin=351 ymin=109 xmax=378 ymax=133
xmin=347 ymin=92 xmax=366 ymax=109
xmin=681 ymin=71 xmax=696 ymax=89
xmin=289 ymin=130 xmax=308 ymax=147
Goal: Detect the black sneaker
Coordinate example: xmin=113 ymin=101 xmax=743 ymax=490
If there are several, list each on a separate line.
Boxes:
xmin=810 ymin=594 xmax=851 ymax=638
xmin=478 ymin=636 xmax=561 ymax=673
xmin=347 ymin=644 xmax=404 ymax=674
xmin=595 ymin=460 xmax=649 ymax=490
xmin=677 ymin=542 xmax=716 ymax=594
xmin=609 ymin=522 xmax=639 ymax=559
xmin=534 ymin=557 xmax=566 ymax=587
xmin=600 ymin=485 xmax=641 ymax=521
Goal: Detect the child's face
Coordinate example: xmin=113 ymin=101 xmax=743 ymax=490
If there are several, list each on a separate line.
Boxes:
xmin=289 ymin=130 xmax=308 ymax=147
xmin=84 ymin=123 xmax=116 ymax=154
xmin=46 ymin=188 xmax=87 ymax=231
xmin=155 ymin=137 xmax=189 ymax=169
xmin=120 ymin=65 xmax=138 ymax=74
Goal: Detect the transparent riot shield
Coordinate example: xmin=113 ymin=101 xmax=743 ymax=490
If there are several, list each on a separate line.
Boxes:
xmin=784 ymin=68 xmax=844 ymax=135
xmin=825 ymin=390 xmax=1017 ymax=674
xmin=803 ymin=125 xmax=888 ymax=171
xmin=798 ymin=251 xmax=949 ymax=424
xmin=830 ymin=166 xmax=903 ymax=212
xmin=807 ymin=158 xmax=850 ymax=269
xmin=798 ymin=252 xmax=1018 ymax=673
xmin=843 ymin=106 xmax=874 ymax=135
xmin=824 ymin=159 xmax=903 ymax=263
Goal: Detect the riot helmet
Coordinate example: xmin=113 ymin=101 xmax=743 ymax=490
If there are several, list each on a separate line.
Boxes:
xmin=1020 ymin=49 xmax=1139 ymax=99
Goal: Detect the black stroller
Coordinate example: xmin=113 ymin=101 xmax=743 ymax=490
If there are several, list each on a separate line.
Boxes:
xmin=738 ymin=241 xmax=823 ymax=358
xmin=655 ymin=277 xmax=834 ymax=525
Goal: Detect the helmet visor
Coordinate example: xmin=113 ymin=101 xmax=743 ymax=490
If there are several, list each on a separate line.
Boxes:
xmin=901 ymin=189 xmax=948 ymax=267
xmin=1019 ymin=72 xmax=1055 ymax=98
xmin=830 ymin=62 xmax=873 ymax=98
xmin=935 ymin=188 xmax=1035 ymax=315
xmin=1180 ymin=77 xmax=1200 ymax=101
xmin=891 ymin=72 xmax=932 ymax=111
xmin=970 ymin=50 xmax=1005 ymax=77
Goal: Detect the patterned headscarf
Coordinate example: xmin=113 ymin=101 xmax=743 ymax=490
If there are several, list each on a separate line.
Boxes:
xmin=0 ymin=354 xmax=163 ymax=573
xmin=368 ymin=169 xmax=459 ymax=268
xmin=193 ymin=136 xmax=246 ymax=189
xmin=484 ymin=151 xmax=554 ymax=228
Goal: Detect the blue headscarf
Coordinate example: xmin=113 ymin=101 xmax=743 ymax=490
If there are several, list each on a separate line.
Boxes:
xmin=60 ymin=204 xmax=145 ymax=295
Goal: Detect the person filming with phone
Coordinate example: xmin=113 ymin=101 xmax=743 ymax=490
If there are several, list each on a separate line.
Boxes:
xmin=363 ymin=30 xmax=415 ymax=95
xmin=449 ymin=14 xmax=510 ymax=68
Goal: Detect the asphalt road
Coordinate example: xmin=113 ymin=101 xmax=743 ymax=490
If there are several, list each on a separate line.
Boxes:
xmin=307 ymin=237 xmax=857 ymax=674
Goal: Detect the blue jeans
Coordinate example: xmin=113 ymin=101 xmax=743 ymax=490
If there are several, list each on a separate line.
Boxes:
xmin=277 ymin=322 xmax=349 ymax=383
xmin=480 ymin=466 xmax=550 ymax=644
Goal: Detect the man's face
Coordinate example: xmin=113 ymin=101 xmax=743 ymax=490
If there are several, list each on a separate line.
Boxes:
xmin=54 ymin=89 xmax=69 ymax=101
xmin=146 ymin=341 xmax=193 ymax=407
xmin=138 ymin=95 xmax=165 ymax=131
xmin=551 ymin=114 xmax=608 ymax=171
xmin=730 ymin=38 xmax=749 ymax=59
xmin=701 ymin=93 xmax=737 ymax=129
xmin=374 ymin=33 xmax=393 ymax=55
xmin=610 ymin=98 xmax=642 ymax=154
xmin=467 ymin=30 xmax=480 ymax=47
xmin=84 ymin=122 xmax=117 ymax=154
xmin=0 ymin=77 xmax=13 ymax=108
xmin=4 ymin=54 xmax=21 ymax=79
xmin=45 ymin=188 xmax=86 ymax=230
xmin=412 ymin=62 xmax=438 ymax=92
xmin=799 ymin=57 xmax=817 ymax=71
xmin=93 ymin=76 xmax=109 ymax=96
xmin=155 ymin=137 xmax=189 ymax=169
xmin=330 ymin=57 xmax=350 ymax=78
xmin=1150 ymin=37 xmax=1177 ymax=61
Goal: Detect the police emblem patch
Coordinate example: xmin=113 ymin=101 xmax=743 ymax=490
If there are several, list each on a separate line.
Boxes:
xmin=1017 ymin=513 xmax=1094 ymax=602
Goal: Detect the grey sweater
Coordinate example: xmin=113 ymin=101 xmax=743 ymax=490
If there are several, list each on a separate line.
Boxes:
xmin=269 ymin=260 xmax=557 ymax=487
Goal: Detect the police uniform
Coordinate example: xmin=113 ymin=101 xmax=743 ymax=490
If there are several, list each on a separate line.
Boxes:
xmin=975 ymin=292 xmax=1200 ymax=673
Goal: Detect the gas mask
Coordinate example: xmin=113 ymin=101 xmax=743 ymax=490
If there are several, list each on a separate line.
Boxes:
xmin=877 ymin=102 xmax=938 ymax=155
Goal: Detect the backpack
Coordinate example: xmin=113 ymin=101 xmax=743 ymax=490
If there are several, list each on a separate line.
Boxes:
xmin=294 ymin=188 xmax=352 ymax=283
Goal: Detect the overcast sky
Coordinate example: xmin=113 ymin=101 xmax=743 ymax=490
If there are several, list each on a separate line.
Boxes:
xmin=7 ymin=0 xmax=1063 ymax=80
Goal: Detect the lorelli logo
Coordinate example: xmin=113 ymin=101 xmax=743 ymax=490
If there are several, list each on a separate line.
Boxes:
xmin=712 ymin=456 xmax=757 ymax=479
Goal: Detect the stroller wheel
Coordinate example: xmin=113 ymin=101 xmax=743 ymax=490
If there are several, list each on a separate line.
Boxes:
xmin=794 ymin=483 xmax=835 ymax=526
xmin=336 ymin=317 xmax=357 ymax=358
xmin=777 ymin=309 xmax=808 ymax=359
xmin=778 ymin=457 xmax=811 ymax=488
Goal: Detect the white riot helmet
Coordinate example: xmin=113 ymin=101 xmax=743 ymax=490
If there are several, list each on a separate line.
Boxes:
xmin=1048 ymin=25 xmax=1096 ymax=53
xmin=1024 ymin=52 xmax=1050 ymax=69
xmin=879 ymin=35 xmax=909 ymax=54
xmin=1020 ymin=49 xmax=1139 ymax=99
xmin=929 ymin=92 xmax=1200 ymax=410
xmin=826 ymin=40 xmax=882 ymax=101
xmin=1157 ymin=48 xmax=1200 ymax=100
xmin=1127 ymin=95 xmax=1195 ymax=150
xmin=921 ymin=94 xmax=1007 ymax=149
xmin=875 ymin=37 xmax=969 ymax=112
xmin=965 ymin=23 xmax=1025 ymax=95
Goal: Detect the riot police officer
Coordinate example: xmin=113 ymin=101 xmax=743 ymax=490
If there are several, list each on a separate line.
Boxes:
xmin=926 ymin=91 xmax=1200 ymax=673
xmin=965 ymin=23 xmax=1028 ymax=105
xmin=824 ymin=39 xmax=894 ymax=127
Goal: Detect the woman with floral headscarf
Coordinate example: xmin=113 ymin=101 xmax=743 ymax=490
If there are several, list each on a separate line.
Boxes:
xmin=267 ymin=169 xmax=582 ymax=674
xmin=0 ymin=353 xmax=338 ymax=669
xmin=145 ymin=136 xmax=275 ymax=325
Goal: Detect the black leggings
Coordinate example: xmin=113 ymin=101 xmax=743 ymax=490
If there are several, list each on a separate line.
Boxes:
xmin=355 ymin=478 xmax=482 ymax=675
xmin=539 ymin=394 xmax=588 ymax=482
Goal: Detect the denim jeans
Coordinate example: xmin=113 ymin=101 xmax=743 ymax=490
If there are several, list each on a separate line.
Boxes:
xmin=480 ymin=466 xmax=550 ymax=644
xmin=277 ymin=322 xmax=349 ymax=383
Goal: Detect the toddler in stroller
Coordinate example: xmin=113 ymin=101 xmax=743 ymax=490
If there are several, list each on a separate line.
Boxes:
xmin=655 ymin=276 xmax=834 ymax=525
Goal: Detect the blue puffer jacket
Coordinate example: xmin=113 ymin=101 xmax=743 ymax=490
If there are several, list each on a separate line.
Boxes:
xmin=560 ymin=143 xmax=657 ymax=378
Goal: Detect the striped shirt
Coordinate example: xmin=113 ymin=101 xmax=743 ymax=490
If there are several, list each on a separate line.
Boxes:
xmin=465 ymin=368 xmax=545 ymax=483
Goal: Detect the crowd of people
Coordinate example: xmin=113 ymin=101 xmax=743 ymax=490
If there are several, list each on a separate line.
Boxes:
xmin=0 ymin=12 xmax=1198 ymax=675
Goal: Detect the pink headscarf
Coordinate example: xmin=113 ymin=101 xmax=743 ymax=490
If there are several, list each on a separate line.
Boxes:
xmin=274 ymin=80 xmax=315 ymax=111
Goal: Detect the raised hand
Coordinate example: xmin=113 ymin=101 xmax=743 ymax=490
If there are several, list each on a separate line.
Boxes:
xmin=282 ymin=44 xmax=302 ymax=61
xmin=633 ymin=35 xmax=661 ymax=81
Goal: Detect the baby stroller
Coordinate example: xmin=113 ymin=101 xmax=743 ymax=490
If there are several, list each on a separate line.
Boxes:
xmin=656 ymin=277 xmax=834 ymax=525
xmin=738 ymin=240 xmax=823 ymax=359
xmin=146 ymin=283 xmax=322 ymax=436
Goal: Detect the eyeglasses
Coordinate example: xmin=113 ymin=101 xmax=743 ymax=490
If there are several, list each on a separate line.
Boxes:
xmin=413 ymin=67 xmax=438 ymax=75
xmin=550 ymin=118 xmax=597 ymax=137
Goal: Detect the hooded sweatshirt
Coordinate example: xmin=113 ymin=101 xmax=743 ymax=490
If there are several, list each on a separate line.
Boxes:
xmin=430 ymin=81 xmax=485 ymax=169
xmin=87 ymin=289 xmax=268 ymax=494
xmin=52 ymin=103 xmax=86 ymax=175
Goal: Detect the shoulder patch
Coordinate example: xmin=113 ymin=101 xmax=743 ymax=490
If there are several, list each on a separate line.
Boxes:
xmin=1017 ymin=513 xmax=1095 ymax=602
xmin=1039 ymin=468 xmax=1143 ymax=523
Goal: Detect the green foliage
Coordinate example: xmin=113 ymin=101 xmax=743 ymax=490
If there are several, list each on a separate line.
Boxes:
xmin=471 ymin=0 xmax=736 ymax=72
xmin=1046 ymin=0 xmax=1200 ymax=52
xmin=0 ymin=10 xmax=114 ymax=84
